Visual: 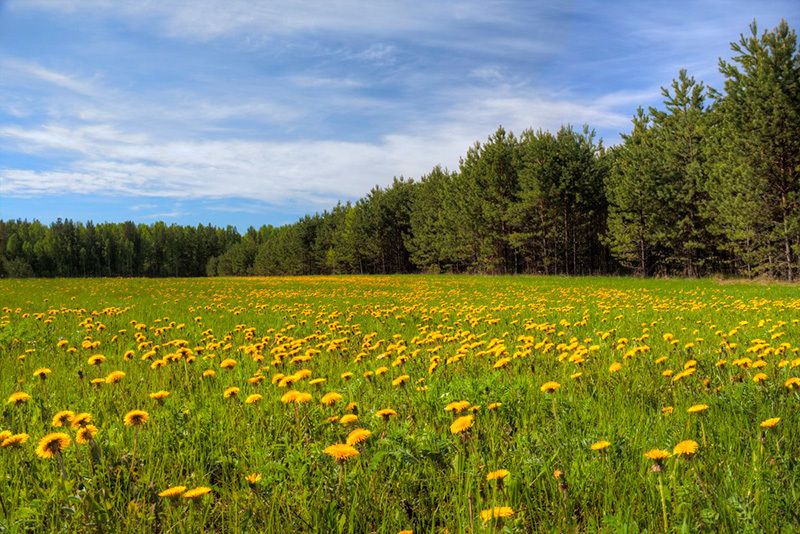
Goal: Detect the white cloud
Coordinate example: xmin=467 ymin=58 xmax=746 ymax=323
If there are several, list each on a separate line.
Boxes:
xmin=1 ymin=82 xmax=633 ymax=203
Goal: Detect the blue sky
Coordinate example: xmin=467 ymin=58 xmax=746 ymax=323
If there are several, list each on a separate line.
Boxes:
xmin=1 ymin=1 xmax=797 ymax=230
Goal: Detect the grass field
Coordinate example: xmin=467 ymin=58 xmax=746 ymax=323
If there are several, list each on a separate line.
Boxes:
xmin=0 ymin=276 xmax=798 ymax=533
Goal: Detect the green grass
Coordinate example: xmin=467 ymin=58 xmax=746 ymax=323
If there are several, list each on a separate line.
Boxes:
xmin=1 ymin=275 xmax=799 ymax=533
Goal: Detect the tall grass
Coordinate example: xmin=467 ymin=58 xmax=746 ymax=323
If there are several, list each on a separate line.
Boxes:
xmin=0 ymin=275 xmax=798 ymax=533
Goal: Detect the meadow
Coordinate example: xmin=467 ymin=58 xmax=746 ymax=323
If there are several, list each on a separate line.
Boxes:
xmin=0 ymin=275 xmax=798 ymax=533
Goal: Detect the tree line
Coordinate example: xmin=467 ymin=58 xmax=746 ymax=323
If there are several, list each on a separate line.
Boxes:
xmin=2 ymin=21 xmax=798 ymax=280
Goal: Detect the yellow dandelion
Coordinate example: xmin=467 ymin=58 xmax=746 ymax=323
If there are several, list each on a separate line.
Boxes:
xmin=158 ymin=486 xmax=187 ymax=498
xmin=346 ymin=428 xmax=372 ymax=446
xmin=687 ymin=404 xmax=708 ymax=414
xmin=182 ymin=487 xmax=211 ymax=500
xmin=33 ymin=368 xmax=52 ymax=379
xmin=324 ymin=443 xmax=359 ymax=462
xmin=375 ymin=408 xmax=398 ymax=421
xmin=7 ymin=392 xmax=31 ymax=405
xmin=486 ymin=469 xmax=510 ymax=481
xmin=609 ymin=362 xmax=622 ymax=373
xmin=444 ymin=400 xmax=470 ymax=414
xmin=392 ymin=375 xmax=410 ymax=387
xmin=450 ymin=414 xmax=473 ymax=435
xmin=673 ymin=440 xmax=699 ymax=457
xmin=281 ymin=390 xmax=300 ymax=403
xmin=87 ymin=355 xmax=105 ymax=365
xmin=643 ymin=449 xmax=671 ymax=461
xmin=220 ymin=358 xmax=237 ymax=369
xmin=1 ymin=433 xmax=30 ymax=449
xmin=223 ymin=387 xmax=240 ymax=399
xmin=540 ymin=381 xmax=561 ymax=393
xmin=149 ymin=390 xmax=170 ymax=401
xmin=480 ymin=507 xmax=514 ymax=523
xmin=493 ymin=357 xmax=511 ymax=369
xmin=52 ymin=410 xmax=75 ymax=427
xmin=760 ymin=417 xmax=780 ymax=428
xmin=245 ymin=473 xmax=262 ymax=485
xmin=245 ymin=394 xmax=263 ymax=404
xmin=339 ymin=414 xmax=358 ymax=425
xmin=76 ymin=425 xmax=98 ymax=444
xmin=123 ymin=409 xmax=149 ymax=427
xmin=320 ymin=392 xmax=342 ymax=406
xmin=36 ymin=433 xmax=70 ymax=458
xmin=590 ymin=440 xmax=611 ymax=451
xmin=105 ymin=371 xmax=126 ymax=384
xmin=294 ymin=392 xmax=312 ymax=404
xmin=71 ymin=412 xmax=92 ymax=429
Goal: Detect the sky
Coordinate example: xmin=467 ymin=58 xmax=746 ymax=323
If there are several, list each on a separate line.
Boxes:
xmin=1 ymin=1 xmax=797 ymax=230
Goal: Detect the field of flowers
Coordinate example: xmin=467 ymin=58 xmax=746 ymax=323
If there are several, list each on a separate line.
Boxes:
xmin=0 ymin=276 xmax=798 ymax=533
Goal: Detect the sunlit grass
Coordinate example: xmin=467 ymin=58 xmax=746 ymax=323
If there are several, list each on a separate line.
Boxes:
xmin=1 ymin=276 xmax=798 ymax=533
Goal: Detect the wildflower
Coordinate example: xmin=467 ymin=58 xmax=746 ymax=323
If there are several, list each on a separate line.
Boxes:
xmin=687 ymin=404 xmax=708 ymax=414
xmin=324 ymin=443 xmax=360 ymax=462
xmin=220 ymin=358 xmax=237 ymax=369
xmin=493 ymin=357 xmax=511 ymax=369
xmin=480 ymin=507 xmax=514 ymax=523
xmin=158 ymin=486 xmax=187 ymax=498
xmin=487 ymin=402 xmax=502 ymax=410
xmin=486 ymin=469 xmax=509 ymax=481
xmin=609 ymin=362 xmax=622 ymax=373
xmin=339 ymin=414 xmax=358 ymax=425
xmin=784 ymin=377 xmax=800 ymax=389
xmin=591 ymin=440 xmax=611 ymax=451
xmin=182 ymin=487 xmax=211 ymax=500
xmin=105 ymin=371 xmax=126 ymax=384
xmin=661 ymin=407 xmax=673 ymax=415
xmin=245 ymin=473 xmax=261 ymax=485
xmin=1 ymin=433 xmax=30 ymax=449
xmin=375 ymin=409 xmax=398 ymax=421
xmin=245 ymin=394 xmax=263 ymax=404
xmin=643 ymin=449 xmax=671 ymax=461
xmin=52 ymin=410 xmax=75 ymax=427
xmin=36 ymin=433 xmax=70 ymax=458
xmin=760 ymin=417 xmax=780 ymax=428
xmin=87 ymin=355 xmax=105 ymax=365
xmin=392 ymin=375 xmax=410 ymax=387
xmin=444 ymin=400 xmax=470 ymax=414
xmin=123 ymin=410 xmax=149 ymax=426
xmin=71 ymin=412 xmax=92 ymax=429
xmin=673 ymin=440 xmax=699 ymax=457
xmin=294 ymin=392 xmax=312 ymax=404
xmin=34 ymin=368 xmax=52 ymax=379
xmin=752 ymin=373 xmax=768 ymax=383
xmin=76 ymin=425 xmax=98 ymax=444
xmin=7 ymin=392 xmax=31 ymax=405
xmin=346 ymin=428 xmax=372 ymax=446
xmin=281 ymin=390 xmax=300 ymax=403
xmin=540 ymin=381 xmax=561 ymax=393
xmin=149 ymin=391 xmax=170 ymax=401
xmin=224 ymin=387 xmax=240 ymax=399
xmin=450 ymin=414 xmax=473 ymax=435
xmin=203 ymin=370 xmax=216 ymax=378
xmin=320 ymin=392 xmax=342 ymax=406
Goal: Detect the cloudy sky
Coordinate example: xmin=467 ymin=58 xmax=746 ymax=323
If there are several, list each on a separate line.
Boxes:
xmin=1 ymin=1 xmax=797 ymax=229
